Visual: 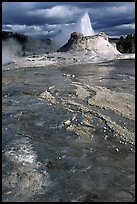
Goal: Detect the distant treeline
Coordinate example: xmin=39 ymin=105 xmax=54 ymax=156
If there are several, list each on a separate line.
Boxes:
xmin=2 ymin=31 xmax=52 ymax=54
xmin=2 ymin=31 xmax=28 ymax=53
xmin=116 ymin=34 xmax=135 ymax=53
xmin=2 ymin=31 xmax=27 ymax=43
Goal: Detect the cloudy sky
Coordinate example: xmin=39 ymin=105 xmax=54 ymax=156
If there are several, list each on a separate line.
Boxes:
xmin=2 ymin=2 xmax=135 ymax=39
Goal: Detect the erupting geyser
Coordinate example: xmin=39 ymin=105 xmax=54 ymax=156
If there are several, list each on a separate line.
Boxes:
xmin=54 ymin=12 xmax=95 ymax=49
xmin=75 ymin=12 xmax=95 ymax=36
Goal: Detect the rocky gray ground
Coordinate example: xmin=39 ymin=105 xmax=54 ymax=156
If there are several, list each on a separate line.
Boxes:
xmin=2 ymin=59 xmax=135 ymax=202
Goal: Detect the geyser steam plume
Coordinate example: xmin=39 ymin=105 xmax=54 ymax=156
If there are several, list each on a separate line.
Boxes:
xmin=54 ymin=11 xmax=95 ymax=49
xmin=2 ymin=38 xmax=22 ymax=65
xmin=75 ymin=11 xmax=95 ymax=36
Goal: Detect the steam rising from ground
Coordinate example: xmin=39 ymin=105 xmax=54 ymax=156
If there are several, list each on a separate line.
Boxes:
xmin=53 ymin=12 xmax=95 ymax=49
xmin=2 ymin=38 xmax=22 ymax=65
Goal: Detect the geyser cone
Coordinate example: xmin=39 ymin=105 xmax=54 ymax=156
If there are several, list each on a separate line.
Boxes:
xmin=75 ymin=12 xmax=95 ymax=36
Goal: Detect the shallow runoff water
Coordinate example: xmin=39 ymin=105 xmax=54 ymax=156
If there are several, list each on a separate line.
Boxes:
xmin=2 ymin=59 xmax=135 ymax=202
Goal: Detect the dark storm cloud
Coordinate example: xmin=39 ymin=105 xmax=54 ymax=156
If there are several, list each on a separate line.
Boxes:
xmin=2 ymin=2 xmax=82 ymax=25
xmin=2 ymin=2 xmax=135 ymax=38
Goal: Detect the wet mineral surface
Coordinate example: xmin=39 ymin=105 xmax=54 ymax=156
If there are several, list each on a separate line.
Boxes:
xmin=2 ymin=59 xmax=135 ymax=202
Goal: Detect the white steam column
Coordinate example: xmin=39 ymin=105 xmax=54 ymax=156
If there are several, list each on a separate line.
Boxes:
xmin=75 ymin=12 xmax=95 ymax=36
